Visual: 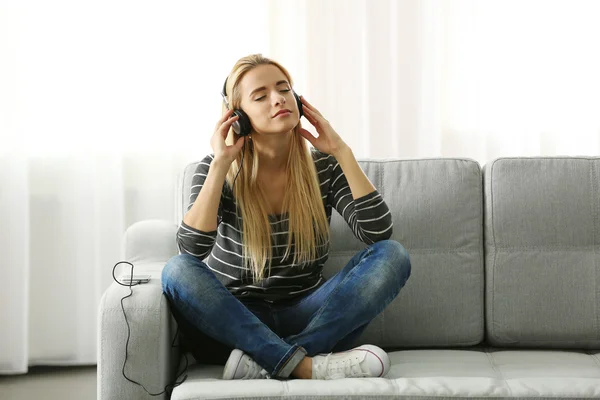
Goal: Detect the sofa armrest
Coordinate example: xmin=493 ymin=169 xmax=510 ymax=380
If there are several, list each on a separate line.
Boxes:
xmin=98 ymin=278 xmax=181 ymax=400
xmin=98 ymin=219 xmax=181 ymax=400
xmin=124 ymin=219 xmax=179 ymax=265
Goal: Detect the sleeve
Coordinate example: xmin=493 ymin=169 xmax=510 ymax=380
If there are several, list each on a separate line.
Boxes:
xmin=176 ymin=154 xmax=223 ymax=259
xmin=329 ymin=156 xmax=393 ymax=244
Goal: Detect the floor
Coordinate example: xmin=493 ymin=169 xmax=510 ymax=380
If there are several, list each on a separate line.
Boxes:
xmin=0 ymin=366 xmax=97 ymax=400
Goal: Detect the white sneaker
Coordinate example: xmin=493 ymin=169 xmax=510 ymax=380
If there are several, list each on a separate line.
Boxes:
xmin=312 ymin=344 xmax=391 ymax=380
xmin=222 ymin=349 xmax=270 ymax=380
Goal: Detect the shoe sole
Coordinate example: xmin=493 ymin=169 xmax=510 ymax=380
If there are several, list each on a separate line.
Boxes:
xmin=222 ymin=349 xmax=245 ymax=380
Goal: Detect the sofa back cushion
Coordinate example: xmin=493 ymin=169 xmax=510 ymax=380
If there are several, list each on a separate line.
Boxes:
xmin=325 ymin=158 xmax=484 ymax=348
xmin=483 ymin=157 xmax=600 ymax=348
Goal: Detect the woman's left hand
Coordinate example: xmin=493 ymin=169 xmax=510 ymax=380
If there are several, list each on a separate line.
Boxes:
xmin=298 ymin=96 xmax=348 ymax=156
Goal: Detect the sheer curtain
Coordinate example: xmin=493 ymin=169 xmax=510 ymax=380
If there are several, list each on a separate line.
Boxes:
xmin=0 ymin=0 xmax=272 ymax=374
xmin=275 ymin=0 xmax=600 ymax=161
xmin=1 ymin=0 xmax=599 ymax=374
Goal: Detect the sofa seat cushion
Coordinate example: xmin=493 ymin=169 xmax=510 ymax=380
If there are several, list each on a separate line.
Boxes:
xmin=171 ymin=348 xmax=600 ymax=399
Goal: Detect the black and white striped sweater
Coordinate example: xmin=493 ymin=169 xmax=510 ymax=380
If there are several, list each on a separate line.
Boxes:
xmin=176 ymin=149 xmax=393 ymax=303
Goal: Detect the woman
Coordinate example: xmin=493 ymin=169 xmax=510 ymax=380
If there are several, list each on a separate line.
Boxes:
xmin=162 ymin=54 xmax=411 ymax=380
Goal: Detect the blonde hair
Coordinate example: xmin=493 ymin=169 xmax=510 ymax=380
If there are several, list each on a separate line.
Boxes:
xmin=223 ymin=54 xmax=330 ymax=282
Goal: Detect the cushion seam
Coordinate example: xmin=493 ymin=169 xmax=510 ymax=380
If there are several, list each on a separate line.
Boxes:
xmin=495 ymin=245 xmax=598 ymax=251
xmin=485 ymin=350 xmax=513 ymax=396
xmin=588 ymin=351 xmax=600 ymax=376
xmin=594 ymin=160 xmax=599 ymax=340
xmin=490 ymin=159 xmax=497 ymax=345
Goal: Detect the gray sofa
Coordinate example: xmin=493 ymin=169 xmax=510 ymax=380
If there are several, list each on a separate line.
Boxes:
xmin=98 ymin=156 xmax=600 ymax=399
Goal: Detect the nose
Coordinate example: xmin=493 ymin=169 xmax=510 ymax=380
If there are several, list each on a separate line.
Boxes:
xmin=274 ymin=92 xmax=286 ymax=106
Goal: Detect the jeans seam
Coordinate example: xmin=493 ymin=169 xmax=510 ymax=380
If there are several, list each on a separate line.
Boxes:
xmin=272 ymin=345 xmax=301 ymax=377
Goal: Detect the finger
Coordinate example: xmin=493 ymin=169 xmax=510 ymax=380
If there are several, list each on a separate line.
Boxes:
xmin=215 ymin=109 xmax=235 ymax=130
xmin=235 ymin=135 xmax=245 ymax=149
xmin=220 ymin=115 xmax=239 ymax=130
xmin=219 ymin=108 xmax=234 ymax=123
xmin=219 ymin=115 xmax=239 ymax=137
xmin=303 ymin=107 xmax=320 ymax=125
xmin=304 ymin=105 xmax=321 ymax=120
xmin=298 ymin=128 xmax=316 ymax=145
xmin=300 ymin=96 xmax=322 ymax=116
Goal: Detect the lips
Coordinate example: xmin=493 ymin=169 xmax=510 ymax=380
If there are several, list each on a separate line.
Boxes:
xmin=273 ymin=109 xmax=292 ymax=118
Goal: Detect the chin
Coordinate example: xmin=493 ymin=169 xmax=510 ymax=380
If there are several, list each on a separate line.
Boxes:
xmin=253 ymin=117 xmax=299 ymax=136
xmin=280 ymin=117 xmax=300 ymax=131
xmin=267 ymin=122 xmax=298 ymax=135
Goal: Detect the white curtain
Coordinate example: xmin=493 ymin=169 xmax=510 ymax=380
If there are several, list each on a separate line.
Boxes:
xmin=1 ymin=0 xmax=599 ymax=374
xmin=276 ymin=0 xmax=600 ymax=160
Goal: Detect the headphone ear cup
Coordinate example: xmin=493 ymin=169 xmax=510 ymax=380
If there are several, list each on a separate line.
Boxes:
xmin=293 ymin=91 xmax=303 ymax=118
xmin=233 ymin=109 xmax=252 ymax=137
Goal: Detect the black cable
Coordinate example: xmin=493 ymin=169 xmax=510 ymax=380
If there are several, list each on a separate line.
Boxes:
xmin=230 ymin=136 xmax=246 ymax=191
xmin=112 ymin=261 xmax=188 ymax=396
xmin=107 ymin=140 xmax=246 ymax=394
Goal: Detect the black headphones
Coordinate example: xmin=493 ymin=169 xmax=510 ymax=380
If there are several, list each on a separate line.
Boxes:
xmin=221 ymin=77 xmax=303 ymax=137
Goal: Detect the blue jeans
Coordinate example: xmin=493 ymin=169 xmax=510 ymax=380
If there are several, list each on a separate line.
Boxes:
xmin=161 ymin=239 xmax=411 ymax=378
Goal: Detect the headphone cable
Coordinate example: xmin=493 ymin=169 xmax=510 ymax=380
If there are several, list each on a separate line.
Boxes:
xmin=108 ymin=139 xmax=246 ymax=395
xmin=112 ymin=261 xmax=188 ymax=396
xmin=230 ymin=135 xmax=246 ymax=191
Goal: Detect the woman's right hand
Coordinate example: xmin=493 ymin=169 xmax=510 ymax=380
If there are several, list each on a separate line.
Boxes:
xmin=210 ymin=109 xmax=246 ymax=166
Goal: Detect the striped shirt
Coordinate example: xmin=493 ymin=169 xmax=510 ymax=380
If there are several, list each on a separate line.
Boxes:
xmin=176 ymin=149 xmax=393 ymax=303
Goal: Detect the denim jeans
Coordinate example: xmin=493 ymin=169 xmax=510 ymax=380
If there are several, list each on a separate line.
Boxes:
xmin=161 ymin=239 xmax=411 ymax=379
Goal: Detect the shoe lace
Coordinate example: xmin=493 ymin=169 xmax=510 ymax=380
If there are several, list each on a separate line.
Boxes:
xmin=244 ymin=357 xmax=270 ymax=379
xmin=314 ymin=353 xmax=371 ymax=380
xmin=260 ymin=369 xmax=270 ymax=379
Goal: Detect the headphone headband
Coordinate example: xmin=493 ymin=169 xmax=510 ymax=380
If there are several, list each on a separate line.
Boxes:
xmin=221 ymin=78 xmax=230 ymax=109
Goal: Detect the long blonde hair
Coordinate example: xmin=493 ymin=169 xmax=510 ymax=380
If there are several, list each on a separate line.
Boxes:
xmin=223 ymin=54 xmax=330 ymax=282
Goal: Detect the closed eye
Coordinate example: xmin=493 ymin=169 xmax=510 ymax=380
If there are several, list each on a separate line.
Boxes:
xmin=254 ymin=89 xmax=291 ymax=102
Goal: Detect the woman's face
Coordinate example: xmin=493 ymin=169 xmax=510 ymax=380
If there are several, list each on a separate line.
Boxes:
xmin=238 ymin=64 xmax=300 ymax=136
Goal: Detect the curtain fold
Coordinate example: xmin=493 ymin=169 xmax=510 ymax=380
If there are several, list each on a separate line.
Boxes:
xmin=0 ymin=155 xmax=30 ymax=373
xmin=1 ymin=0 xmax=599 ymax=374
